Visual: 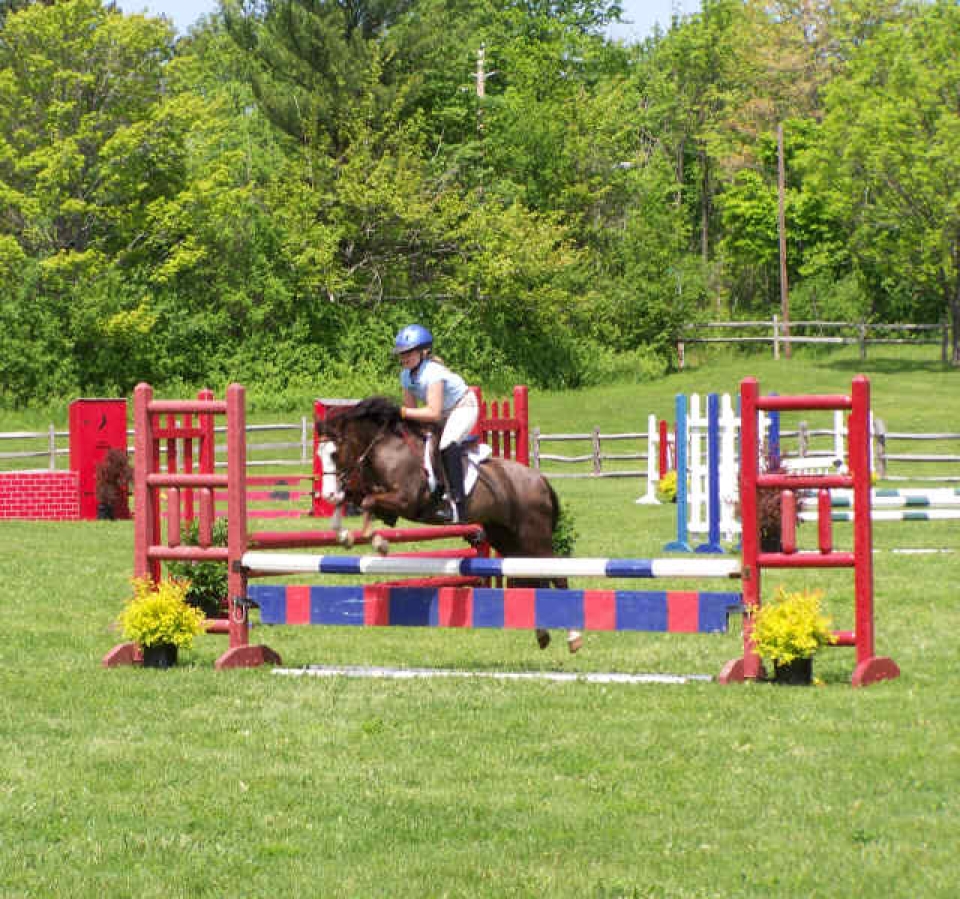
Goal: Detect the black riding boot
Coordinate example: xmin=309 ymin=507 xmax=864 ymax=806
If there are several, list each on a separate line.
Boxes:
xmin=440 ymin=444 xmax=467 ymax=523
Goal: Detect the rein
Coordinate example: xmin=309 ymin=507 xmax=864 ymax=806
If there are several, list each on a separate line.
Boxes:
xmin=328 ymin=413 xmax=434 ymax=509
xmin=336 ymin=424 xmax=388 ymax=493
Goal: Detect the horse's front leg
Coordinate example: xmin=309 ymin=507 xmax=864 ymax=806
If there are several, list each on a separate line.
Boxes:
xmin=357 ymin=505 xmax=377 ymax=540
xmin=354 ymin=508 xmax=389 ymax=555
xmin=359 ymin=482 xmax=423 ymax=523
xmin=356 ymin=490 xmax=410 ymax=554
xmin=332 ymin=503 xmax=355 ymax=548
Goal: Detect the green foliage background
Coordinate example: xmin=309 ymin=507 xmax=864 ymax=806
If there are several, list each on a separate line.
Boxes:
xmin=2 ymin=0 xmax=960 ymax=409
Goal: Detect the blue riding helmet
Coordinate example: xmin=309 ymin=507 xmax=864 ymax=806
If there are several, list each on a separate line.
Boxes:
xmin=393 ymin=324 xmax=433 ymax=354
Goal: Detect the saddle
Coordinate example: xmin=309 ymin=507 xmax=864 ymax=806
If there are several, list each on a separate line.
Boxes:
xmin=423 ymin=434 xmax=492 ymax=499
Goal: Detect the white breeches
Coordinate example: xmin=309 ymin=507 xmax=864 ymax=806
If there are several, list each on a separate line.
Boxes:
xmin=440 ymin=391 xmax=479 ymax=449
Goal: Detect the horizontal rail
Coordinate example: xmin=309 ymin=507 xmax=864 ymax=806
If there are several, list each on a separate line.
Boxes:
xmin=677 ymin=316 xmax=950 ymax=368
xmin=147 ymin=546 xmax=231 ymax=563
xmin=250 ymin=525 xmax=483 ymax=549
xmin=148 ymin=399 xmax=228 ymax=414
xmin=240 ymin=552 xmax=742 ymax=579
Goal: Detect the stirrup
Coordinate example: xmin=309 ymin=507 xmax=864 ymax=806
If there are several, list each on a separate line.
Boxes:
xmin=434 ymin=501 xmax=460 ymax=524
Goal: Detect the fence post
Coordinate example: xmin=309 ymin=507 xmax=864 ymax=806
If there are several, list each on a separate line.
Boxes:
xmin=873 ymin=418 xmax=887 ymax=479
xmin=772 ymin=314 xmax=780 ymax=361
xmin=943 ymin=314 xmax=949 ymax=364
xmin=48 ymin=424 xmax=56 ymax=470
xmin=532 ymin=426 xmax=541 ymax=470
xmin=859 ymin=322 xmax=867 ymax=360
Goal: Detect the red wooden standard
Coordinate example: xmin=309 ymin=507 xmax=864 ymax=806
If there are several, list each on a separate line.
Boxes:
xmin=719 ymin=375 xmax=899 ymax=688
xmin=104 ymin=383 xmax=280 ymax=670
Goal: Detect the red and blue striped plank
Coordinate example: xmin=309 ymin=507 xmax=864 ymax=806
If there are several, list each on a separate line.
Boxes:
xmin=250 ymin=584 xmax=742 ymax=634
xmin=241 ymin=552 xmax=741 ymax=580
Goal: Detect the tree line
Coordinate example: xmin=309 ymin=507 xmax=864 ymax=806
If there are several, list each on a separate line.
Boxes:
xmin=1 ymin=0 xmax=958 ymax=406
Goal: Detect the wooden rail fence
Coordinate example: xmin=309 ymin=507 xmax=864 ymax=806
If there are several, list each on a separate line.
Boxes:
xmin=4 ymin=414 xmax=960 ymax=485
xmin=677 ymin=316 xmax=950 ymax=368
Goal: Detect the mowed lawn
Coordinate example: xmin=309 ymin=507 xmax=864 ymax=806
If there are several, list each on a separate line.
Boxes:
xmin=2 ymin=347 xmax=959 ymax=897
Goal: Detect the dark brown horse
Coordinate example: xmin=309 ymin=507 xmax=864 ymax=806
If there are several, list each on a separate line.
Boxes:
xmin=316 ymin=396 xmax=580 ymax=651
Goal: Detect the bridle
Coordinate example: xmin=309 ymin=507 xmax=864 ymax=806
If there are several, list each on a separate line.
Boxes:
xmin=321 ymin=412 xmax=431 ymax=510
xmin=329 ymin=421 xmax=391 ymax=496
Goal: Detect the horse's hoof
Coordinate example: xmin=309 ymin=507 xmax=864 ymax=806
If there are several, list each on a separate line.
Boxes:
xmin=338 ymin=529 xmax=354 ymax=548
xmin=372 ymin=535 xmax=389 ymax=555
xmin=567 ymin=631 xmax=583 ymax=654
xmin=536 ymin=629 xmax=551 ymax=650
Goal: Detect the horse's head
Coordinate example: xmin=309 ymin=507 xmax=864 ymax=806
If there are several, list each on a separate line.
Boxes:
xmin=314 ymin=397 xmax=405 ymax=506
xmin=315 ymin=412 xmax=347 ymax=507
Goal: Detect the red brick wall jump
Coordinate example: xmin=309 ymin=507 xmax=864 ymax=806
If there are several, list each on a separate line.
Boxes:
xmin=0 ymin=471 xmax=80 ymax=520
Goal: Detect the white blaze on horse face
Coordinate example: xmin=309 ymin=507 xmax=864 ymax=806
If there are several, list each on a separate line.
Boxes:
xmin=318 ymin=440 xmax=344 ymax=503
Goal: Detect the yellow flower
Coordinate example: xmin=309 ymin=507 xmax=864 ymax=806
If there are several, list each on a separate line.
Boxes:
xmin=749 ymin=587 xmax=837 ymax=666
xmin=118 ymin=577 xmax=206 ymax=650
xmin=656 ymin=470 xmax=678 ymax=503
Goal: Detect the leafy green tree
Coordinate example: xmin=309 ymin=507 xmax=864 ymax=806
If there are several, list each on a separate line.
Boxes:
xmin=0 ymin=2 xmax=298 ymax=397
xmin=0 ymin=1 xmax=178 ymax=260
xmin=807 ymin=0 xmax=960 ymax=363
xmin=217 ymin=0 xmax=609 ymax=386
xmin=0 ymin=0 xmax=183 ymax=398
xmin=0 ymin=0 xmax=47 ymax=28
xmin=223 ymin=0 xmax=421 ymax=155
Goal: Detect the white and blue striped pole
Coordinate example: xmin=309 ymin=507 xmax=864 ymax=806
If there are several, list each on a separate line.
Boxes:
xmin=240 ymin=552 xmax=741 ymax=580
xmin=695 ymin=392 xmax=723 ymax=553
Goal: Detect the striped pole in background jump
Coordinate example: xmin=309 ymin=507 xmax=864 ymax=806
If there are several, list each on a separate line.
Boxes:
xmin=800 ymin=487 xmax=960 ymax=509
xmin=801 ymin=508 xmax=960 ymax=522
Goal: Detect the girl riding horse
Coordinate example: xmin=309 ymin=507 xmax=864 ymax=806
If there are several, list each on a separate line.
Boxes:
xmin=393 ymin=324 xmax=476 ymax=524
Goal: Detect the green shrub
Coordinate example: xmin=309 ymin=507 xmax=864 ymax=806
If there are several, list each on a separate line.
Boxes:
xmin=551 ymin=501 xmax=579 ymax=557
xmin=166 ymin=518 xmax=229 ymax=618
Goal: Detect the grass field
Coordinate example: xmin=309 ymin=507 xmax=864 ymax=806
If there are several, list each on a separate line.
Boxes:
xmin=2 ymin=346 xmax=959 ymax=897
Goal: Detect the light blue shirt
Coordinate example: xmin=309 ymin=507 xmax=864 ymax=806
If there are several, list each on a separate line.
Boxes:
xmin=401 ymin=359 xmax=468 ymax=413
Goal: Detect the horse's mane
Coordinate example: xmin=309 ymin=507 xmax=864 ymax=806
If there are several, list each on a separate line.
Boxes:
xmin=319 ymin=395 xmax=438 ymax=443
xmin=340 ymin=395 xmax=402 ymax=425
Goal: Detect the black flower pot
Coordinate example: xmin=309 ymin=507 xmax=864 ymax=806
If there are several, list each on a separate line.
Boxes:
xmin=772 ymin=657 xmax=813 ymax=685
xmin=142 ymin=644 xmax=178 ymax=669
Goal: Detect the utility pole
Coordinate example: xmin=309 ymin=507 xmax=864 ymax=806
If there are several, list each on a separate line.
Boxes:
xmin=476 ymin=44 xmax=487 ymax=100
xmin=475 ymin=45 xmax=496 ymax=198
xmin=777 ymin=122 xmax=791 ymax=359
